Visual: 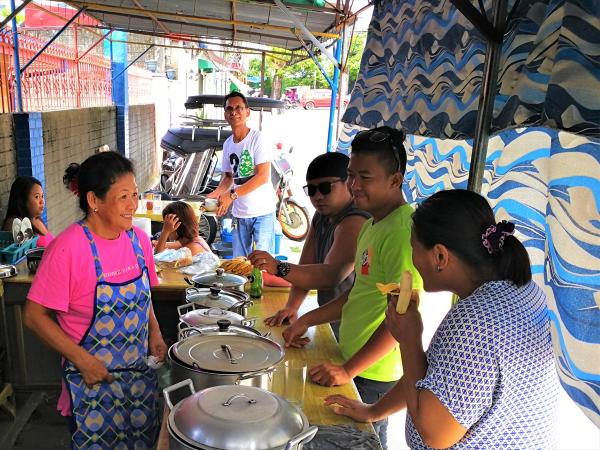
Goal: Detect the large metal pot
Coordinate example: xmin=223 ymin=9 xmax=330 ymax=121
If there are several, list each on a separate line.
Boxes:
xmin=184 ymin=283 xmax=252 ymax=317
xmin=168 ymin=332 xmax=284 ymax=401
xmin=177 ymin=302 xmax=256 ymax=328
xmin=164 ymin=380 xmax=317 ymax=450
xmin=189 ymin=268 xmax=247 ymax=292
xmin=176 ymin=321 xmax=264 ymax=340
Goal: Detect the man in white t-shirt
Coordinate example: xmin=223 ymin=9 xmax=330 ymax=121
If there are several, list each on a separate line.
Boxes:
xmin=207 ymin=91 xmax=276 ymax=257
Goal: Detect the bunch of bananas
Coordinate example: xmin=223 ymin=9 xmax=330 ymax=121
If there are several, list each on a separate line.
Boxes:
xmin=219 ymin=257 xmax=254 ymax=277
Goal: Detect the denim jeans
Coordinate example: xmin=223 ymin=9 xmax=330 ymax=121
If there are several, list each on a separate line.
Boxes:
xmin=354 ymin=376 xmax=397 ymax=450
xmin=233 ymin=213 xmax=275 ymax=257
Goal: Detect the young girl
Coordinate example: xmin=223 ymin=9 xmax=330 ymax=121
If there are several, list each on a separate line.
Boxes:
xmin=154 ymin=201 xmax=211 ymax=256
xmin=2 ymin=176 xmax=54 ymax=247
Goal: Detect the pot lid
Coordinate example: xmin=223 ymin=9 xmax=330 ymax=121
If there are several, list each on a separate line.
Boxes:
xmin=192 ymin=268 xmax=247 ymax=288
xmin=173 ymin=333 xmax=283 ymax=373
xmin=180 ymin=307 xmax=246 ymax=327
xmin=169 ymin=385 xmax=307 ymax=450
xmin=185 ymin=285 xmax=243 ymax=310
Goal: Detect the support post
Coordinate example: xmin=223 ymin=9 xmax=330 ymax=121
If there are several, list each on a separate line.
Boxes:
xmin=466 ymin=0 xmax=506 ymax=192
xmin=259 ymin=51 xmax=265 ymax=96
xmin=10 ymin=0 xmax=23 ymax=112
xmin=326 ymin=40 xmax=341 ymax=152
xmin=110 ymin=31 xmax=130 ymax=157
xmin=74 ymin=24 xmax=80 ymax=108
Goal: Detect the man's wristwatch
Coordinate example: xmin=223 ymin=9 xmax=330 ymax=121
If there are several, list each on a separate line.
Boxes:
xmin=276 ymin=261 xmax=291 ymax=278
xmin=230 ymin=189 xmax=238 ymax=201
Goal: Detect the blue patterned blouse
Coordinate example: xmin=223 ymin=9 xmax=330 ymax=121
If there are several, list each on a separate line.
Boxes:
xmin=406 ymin=280 xmax=560 ymax=449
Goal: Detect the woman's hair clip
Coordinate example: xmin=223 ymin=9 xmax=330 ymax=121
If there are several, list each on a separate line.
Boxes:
xmin=482 ymin=220 xmax=515 ymax=255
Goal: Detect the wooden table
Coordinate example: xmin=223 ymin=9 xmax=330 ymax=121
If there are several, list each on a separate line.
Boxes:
xmin=154 ymin=267 xmax=374 ymax=449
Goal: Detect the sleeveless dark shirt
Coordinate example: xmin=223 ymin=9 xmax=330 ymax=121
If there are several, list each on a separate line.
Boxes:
xmin=312 ymin=202 xmax=370 ymax=306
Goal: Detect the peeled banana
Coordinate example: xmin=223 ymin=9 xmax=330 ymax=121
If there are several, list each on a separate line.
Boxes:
xmin=376 ymin=271 xmax=414 ymax=314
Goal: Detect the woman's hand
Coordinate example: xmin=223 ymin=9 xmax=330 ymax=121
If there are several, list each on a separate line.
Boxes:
xmin=149 ymin=328 xmax=168 ymax=362
xmin=161 ymin=214 xmax=180 ymax=237
xmin=264 ymin=306 xmax=299 ymax=326
xmin=385 ymin=293 xmax=423 ymax=345
xmin=77 ymin=352 xmax=114 ymax=388
xmin=282 ymin=319 xmax=311 ymax=348
xmin=324 ymin=395 xmax=375 ymax=422
xmin=248 ymin=250 xmax=278 ymax=275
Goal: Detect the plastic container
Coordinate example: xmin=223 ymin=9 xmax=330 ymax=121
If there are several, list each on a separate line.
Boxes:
xmin=0 ymin=236 xmax=40 ymax=264
xmin=220 ymin=229 xmax=233 ymax=243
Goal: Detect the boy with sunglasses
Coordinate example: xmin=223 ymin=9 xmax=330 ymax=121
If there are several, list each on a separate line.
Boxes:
xmin=207 ymin=91 xmax=276 ymax=256
xmin=283 ymin=126 xmax=422 ymax=449
xmin=250 ymin=153 xmax=369 ymax=336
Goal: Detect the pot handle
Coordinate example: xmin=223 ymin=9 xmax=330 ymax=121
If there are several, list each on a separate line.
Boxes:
xmin=284 ymin=426 xmax=318 ymax=450
xmin=237 ymin=366 xmax=276 ymax=381
xmin=184 ymin=277 xmax=195 ymax=287
xmin=177 ymin=325 xmax=203 ymax=341
xmin=229 ymin=299 xmax=254 ymax=313
xmin=242 ymin=317 xmax=257 ymax=328
xmin=163 ymin=379 xmax=196 ymax=410
xmin=177 ymin=302 xmax=195 ymax=318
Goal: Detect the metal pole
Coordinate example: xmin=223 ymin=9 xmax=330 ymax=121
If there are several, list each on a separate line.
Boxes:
xmin=259 ymin=51 xmax=265 ymax=96
xmin=110 ymin=44 xmax=155 ymax=82
xmin=0 ymin=0 xmax=31 ymax=31
xmin=10 ymin=0 xmax=22 ymax=112
xmin=20 ymin=7 xmax=85 ymax=74
xmin=466 ymin=0 xmax=506 ymax=193
xmin=74 ymin=24 xmax=80 ymax=108
xmin=326 ymin=39 xmax=341 ymax=152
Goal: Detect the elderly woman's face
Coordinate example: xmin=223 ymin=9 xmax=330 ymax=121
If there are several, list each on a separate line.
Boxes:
xmin=27 ymin=184 xmax=45 ymax=218
xmin=95 ymin=173 xmax=139 ymax=232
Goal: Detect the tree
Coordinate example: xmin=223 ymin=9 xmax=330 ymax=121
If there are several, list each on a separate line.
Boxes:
xmin=246 ymin=33 xmax=367 ymax=97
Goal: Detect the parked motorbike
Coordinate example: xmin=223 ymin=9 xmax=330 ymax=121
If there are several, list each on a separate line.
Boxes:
xmin=283 ymin=97 xmax=300 ymax=109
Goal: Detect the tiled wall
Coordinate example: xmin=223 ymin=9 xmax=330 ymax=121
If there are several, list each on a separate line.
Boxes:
xmin=42 ymin=107 xmax=118 ymax=234
xmin=128 ymin=104 xmax=160 ymax=192
xmin=0 ymin=114 xmax=16 ymax=224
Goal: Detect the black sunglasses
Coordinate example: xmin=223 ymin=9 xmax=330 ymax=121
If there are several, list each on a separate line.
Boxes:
xmin=356 ymin=129 xmax=402 ymax=172
xmin=303 ymin=179 xmax=344 ymax=196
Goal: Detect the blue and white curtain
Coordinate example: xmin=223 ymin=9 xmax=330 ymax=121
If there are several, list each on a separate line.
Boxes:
xmin=341 ymin=0 xmax=600 ymax=427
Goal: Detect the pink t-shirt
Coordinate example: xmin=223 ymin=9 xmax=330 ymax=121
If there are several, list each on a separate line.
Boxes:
xmin=27 ymin=223 xmax=159 ymax=415
xmin=36 ymin=232 xmax=54 ymax=248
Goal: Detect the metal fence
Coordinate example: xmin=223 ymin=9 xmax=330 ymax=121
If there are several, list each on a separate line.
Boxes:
xmin=0 ymin=31 xmax=152 ymax=113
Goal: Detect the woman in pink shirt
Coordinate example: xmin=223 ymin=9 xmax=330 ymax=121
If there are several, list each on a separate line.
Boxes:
xmin=2 ymin=176 xmax=54 ymax=246
xmin=23 ymin=151 xmax=166 ymax=450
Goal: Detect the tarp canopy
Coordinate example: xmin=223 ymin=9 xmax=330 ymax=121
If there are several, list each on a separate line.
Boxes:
xmin=65 ymin=0 xmax=346 ymax=52
xmin=342 ymin=0 xmax=600 ymax=428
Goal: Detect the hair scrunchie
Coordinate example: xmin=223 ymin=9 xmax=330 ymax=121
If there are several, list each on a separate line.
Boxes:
xmin=482 ymin=220 xmax=515 ymax=254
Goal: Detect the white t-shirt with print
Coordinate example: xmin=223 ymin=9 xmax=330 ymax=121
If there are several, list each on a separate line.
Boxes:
xmin=221 ymin=128 xmax=276 ymax=218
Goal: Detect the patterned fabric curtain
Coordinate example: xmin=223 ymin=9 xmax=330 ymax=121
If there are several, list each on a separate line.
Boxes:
xmin=344 ymin=0 xmax=600 ymax=139
xmin=340 ymin=0 xmax=600 ymax=428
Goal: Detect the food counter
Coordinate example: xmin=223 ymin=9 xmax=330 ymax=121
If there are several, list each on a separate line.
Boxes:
xmin=1 ymin=262 xmax=375 ymax=446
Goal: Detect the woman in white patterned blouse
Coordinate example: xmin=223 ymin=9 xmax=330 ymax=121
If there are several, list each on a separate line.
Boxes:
xmin=326 ymin=189 xmax=560 ymax=450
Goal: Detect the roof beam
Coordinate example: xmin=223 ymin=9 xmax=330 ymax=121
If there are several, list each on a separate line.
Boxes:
xmin=231 ymin=0 xmax=237 ymax=43
xmin=0 ymin=0 xmax=32 ymax=31
xmin=130 ymin=0 xmax=170 ymax=35
xmin=68 ymin=1 xmax=339 ymax=39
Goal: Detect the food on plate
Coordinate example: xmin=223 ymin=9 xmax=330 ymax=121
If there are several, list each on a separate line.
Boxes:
xmin=219 ymin=257 xmax=253 ymax=277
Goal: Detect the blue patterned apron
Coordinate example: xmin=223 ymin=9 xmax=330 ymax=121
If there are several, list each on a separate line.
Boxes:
xmin=63 ymin=222 xmax=159 ymax=450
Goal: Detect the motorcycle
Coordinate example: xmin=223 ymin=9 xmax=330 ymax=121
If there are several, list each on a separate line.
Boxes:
xmin=271 ymin=145 xmax=310 ymax=241
xmin=283 ymin=97 xmax=301 ymax=109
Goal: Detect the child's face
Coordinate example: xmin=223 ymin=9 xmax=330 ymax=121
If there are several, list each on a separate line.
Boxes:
xmin=347 ymin=152 xmax=401 ymax=213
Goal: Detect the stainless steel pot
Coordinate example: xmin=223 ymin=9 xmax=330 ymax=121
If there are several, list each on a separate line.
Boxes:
xmin=164 ymin=380 xmax=318 ymax=450
xmin=177 ymin=302 xmax=256 ymax=328
xmin=168 ymin=332 xmax=284 ymax=403
xmin=184 ymin=283 xmax=252 ymax=317
xmin=189 ymin=268 xmax=247 ymax=292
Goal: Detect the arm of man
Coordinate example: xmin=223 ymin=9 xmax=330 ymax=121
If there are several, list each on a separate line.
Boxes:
xmin=282 ymin=288 xmax=350 ymax=348
xmin=217 ymin=163 xmax=270 ymax=215
xmin=264 ymin=224 xmax=318 ymax=326
xmin=206 ymin=172 xmax=233 ymax=199
xmin=274 ymin=215 xmax=365 ymax=290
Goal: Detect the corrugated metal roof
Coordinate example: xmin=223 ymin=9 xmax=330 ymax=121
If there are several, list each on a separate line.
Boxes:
xmin=66 ymin=0 xmax=345 ymax=52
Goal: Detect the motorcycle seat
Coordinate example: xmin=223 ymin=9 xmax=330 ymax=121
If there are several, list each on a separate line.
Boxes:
xmin=161 ymin=127 xmax=233 ymax=155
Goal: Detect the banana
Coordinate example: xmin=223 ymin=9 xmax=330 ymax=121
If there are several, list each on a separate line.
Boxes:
xmin=396 ymin=271 xmax=413 ymax=314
